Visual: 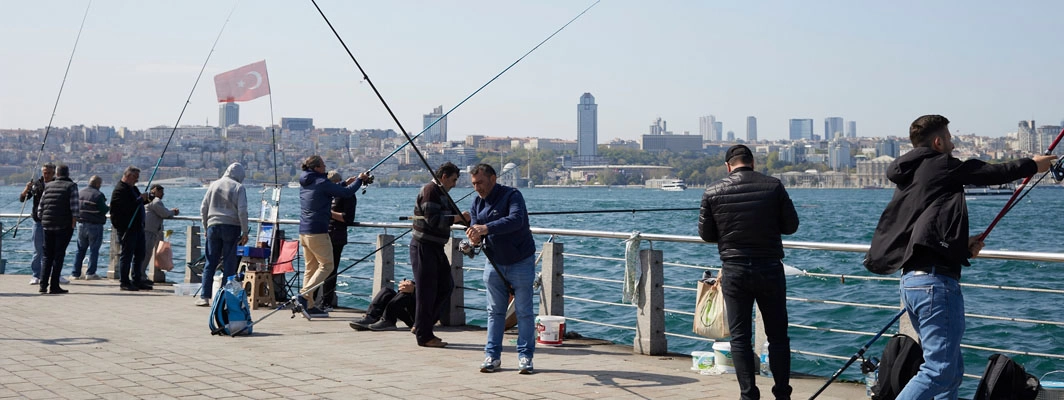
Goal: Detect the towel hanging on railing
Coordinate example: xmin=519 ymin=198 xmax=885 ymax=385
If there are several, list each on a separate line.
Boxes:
xmin=623 ymin=231 xmax=642 ymax=305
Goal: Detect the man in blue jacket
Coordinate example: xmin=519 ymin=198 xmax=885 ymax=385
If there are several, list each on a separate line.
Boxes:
xmin=466 ymin=163 xmax=536 ymax=374
xmin=297 ymin=155 xmax=368 ymax=317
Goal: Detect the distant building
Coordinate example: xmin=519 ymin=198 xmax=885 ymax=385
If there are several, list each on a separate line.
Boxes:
xmin=649 ymin=117 xmax=668 ymax=135
xmin=828 ymin=138 xmax=852 ymax=170
xmin=856 ymin=155 xmax=894 ymax=187
xmin=825 ymin=117 xmax=844 ymax=140
xmin=700 ymin=115 xmax=718 ymax=141
xmin=726 ymin=131 xmax=735 ymax=141
xmin=422 ymin=105 xmax=447 ymax=143
xmin=789 ymin=119 xmax=813 ymax=141
xmin=746 ymin=116 xmax=757 ymax=142
xmin=281 ymin=117 xmax=313 ymax=132
xmin=1018 ymin=120 xmax=1037 ymax=153
xmin=846 ymin=121 xmax=857 ymax=138
xmin=714 ymin=121 xmax=722 ymax=141
xmin=1038 ymin=125 xmax=1064 ymax=155
xmin=641 ymin=134 xmax=701 ymax=153
xmin=219 ymin=102 xmax=239 ymax=127
xmin=577 ymin=93 xmax=597 ymax=158
xmin=876 ymin=138 xmax=899 ymax=158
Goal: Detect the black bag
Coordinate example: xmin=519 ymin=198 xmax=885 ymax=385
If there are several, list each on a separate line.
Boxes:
xmin=973 ymin=353 xmax=1040 ymax=400
xmin=870 ymin=334 xmax=924 ymax=400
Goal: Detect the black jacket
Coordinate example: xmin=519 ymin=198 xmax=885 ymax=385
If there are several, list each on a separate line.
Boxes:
xmin=864 ymin=147 xmax=1036 ymax=277
xmin=328 ymin=195 xmax=357 ymax=245
xmin=110 ymin=180 xmax=146 ymax=233
xmin=699 ymin=167 xmax=799 ymax=261
xmin=38 ymin=177 xmax=78 ymax=230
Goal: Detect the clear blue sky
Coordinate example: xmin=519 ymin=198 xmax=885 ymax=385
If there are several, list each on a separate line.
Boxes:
xmin=1 ymin=0 xmax=1062 ymax=142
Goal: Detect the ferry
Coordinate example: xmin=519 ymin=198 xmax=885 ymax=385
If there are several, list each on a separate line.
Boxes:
xmin=964 ymin=184 xmax=1015 ymax=200
xmin=661 ymin=179 xmax=687 ymax=191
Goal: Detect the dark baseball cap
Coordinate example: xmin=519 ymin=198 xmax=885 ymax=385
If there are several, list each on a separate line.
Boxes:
xmin=725 ymin=145 xmax=753 ymax=162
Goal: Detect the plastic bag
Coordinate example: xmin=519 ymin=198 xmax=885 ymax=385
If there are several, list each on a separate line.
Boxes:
xmin=154 ymin=239 xmax=174 ymax=271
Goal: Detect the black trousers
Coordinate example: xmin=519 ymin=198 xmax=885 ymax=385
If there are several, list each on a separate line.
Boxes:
xmin=722 ymin=258 xmax=792 ymax=400
xmin=410 ymin=239 xmax=453 ymax=344
xmin=118 ymin=229 xmax=145 ymax=285
xmin=40 ymin=228 xmax=73 ymax=291
xmin=323 ymin=228 xmax=346 ymax=308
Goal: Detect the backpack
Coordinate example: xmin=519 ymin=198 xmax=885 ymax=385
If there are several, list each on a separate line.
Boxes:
xmin=973 ymin=353 xmax=1040 ymax=400
xmin=209 ymin=283 xmax=254 ymax=336
xmin=870 ymin=334 xmax=924 ymax=400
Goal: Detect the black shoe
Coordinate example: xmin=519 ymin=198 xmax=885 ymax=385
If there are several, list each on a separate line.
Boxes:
xmin=39 ymin=286 xmax=47 ymax=294
xmin=368 ymin=320 xmax=396 ymax=331
xmin=136 ymin=283 xmax=154 ymax=291
xmin=120 ymin=284 xmax=139 ymax=291
xmin=306 ymin=307 xmax=329 ymax=318
xmin=349 ymin=317 xmax=378 ymax=331
xmin=48 ymin=288 xmax=69 ymax=295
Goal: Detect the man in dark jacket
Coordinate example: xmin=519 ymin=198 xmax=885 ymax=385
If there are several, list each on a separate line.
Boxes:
xmin=18 ymin=162 xmax=56 ymax=285
xmin=72 ymin=175 xmax=108 ymax=280
xmin=321 ymin=170 xmax=358 ymax=314
xmin=111 ymin=166 xmax=151 ymax=291
xmin=865 ymin=115 xmax=1055 ymax=399
xmin=37 ymin=164 xmax=79 ymax=294
xmin=699 ymin=145 xmax=799 ymax=400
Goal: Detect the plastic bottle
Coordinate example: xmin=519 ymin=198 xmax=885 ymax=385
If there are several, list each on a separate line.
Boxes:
xmin=861 ymin=357 xmax=879 ymax=398
xmin=760 ymin=341 xmax=771 ymax=377
xmin=224 ymin=276 xmax=240 ymax=296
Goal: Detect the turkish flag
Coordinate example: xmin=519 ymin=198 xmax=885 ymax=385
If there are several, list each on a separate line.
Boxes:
xmin=214 ymin=60 xmax=270 ymax=102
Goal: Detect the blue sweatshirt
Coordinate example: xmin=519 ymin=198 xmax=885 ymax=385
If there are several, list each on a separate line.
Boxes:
xmin=470 ymin=183 xmax=535 ymax=265
xmin=299 ymin=170 xmax=362 ymax=234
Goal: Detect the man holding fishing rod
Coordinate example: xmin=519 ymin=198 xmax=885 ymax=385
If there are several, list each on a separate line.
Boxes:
xmin=866 ymin=115 xmax=1056 ymax=399
xmin=110 ymin=166 xmax=152 ymax=292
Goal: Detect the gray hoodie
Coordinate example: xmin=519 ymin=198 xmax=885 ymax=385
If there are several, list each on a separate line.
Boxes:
xmin=200 ymin=163 xmax=248 ymax=234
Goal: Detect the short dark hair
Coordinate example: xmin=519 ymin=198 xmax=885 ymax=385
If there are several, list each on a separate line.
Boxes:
xmin=470 ymin=163 xmax=496 ymax=177
xmin=910 ymin=115 xmax=950 ymax=147
xmin=436 ymin=162 xmax=460 ymax=180
xmin=56 ymin=164 xmax=70 ymax=178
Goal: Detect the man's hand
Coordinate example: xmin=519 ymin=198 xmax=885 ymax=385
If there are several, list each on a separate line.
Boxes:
xmin=344 ymin=176 xmax=358 ymax=186
xmin=140 ymin=193 xmax=151 ymax=202
xmin=454 ymin=211 xmax=471 ymax=225
xmin=968 ymin=236 xmax=985 ymax=258
xmin=466 ymin=224 xmax=488 ymax=245
xmin=171 ymin=208 xmax=180 ymax=216
xmin=1033 ymin=154 xmax=1058 ymax=173
xmin=239 ymin=234 xmax=249 ymax=246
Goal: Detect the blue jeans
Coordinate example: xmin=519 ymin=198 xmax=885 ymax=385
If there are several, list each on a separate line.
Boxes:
xmin=721 ymin=258 xmax=792 ymax=400
xmin=30 ymin=221 xmax=44 ymax=278
xmin=483 ymin=253 xmax=535 ymax=362
xmin=897 ymin=269 xmax=965 ymax=400
xmin=201 ymin=224 xmax=240 ymax=300
xmin=73 ymin=223 xmax=104 ymax=276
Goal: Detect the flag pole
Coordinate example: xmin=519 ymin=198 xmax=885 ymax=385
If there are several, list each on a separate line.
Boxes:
xmin=266 ymin=60 xmax=279 ymax=185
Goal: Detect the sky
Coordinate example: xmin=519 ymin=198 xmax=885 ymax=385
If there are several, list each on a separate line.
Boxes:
xmin=1 ymin=0 xmax=1063 ymax=143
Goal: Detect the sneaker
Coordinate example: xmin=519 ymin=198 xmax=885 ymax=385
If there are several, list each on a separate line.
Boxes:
xmin=323 ymin=306 xmax=334 ymax=313
xmin=69 ymin=275 xmax=82 ymax=281
xmin=29 ymin=277 xmax=40 ymax=285
xmin=119 ymin=284 xmax=139 ymax=291
xmin=84 ymin=274 xmax=102 ymax=281
xmin=48 ymin=287 xmax=69 ymax=295
xmin=58 ymin=276 xmax=70 ymax=284
xmin=293 ymin=296 xmax=312 ymax=320
xmin=194 ymin=298 xmax=209 ymax=307
xmin=136 ymin=283 xmax=154 ymax=291
xmin=307 ymin=307 xmax=330 ymax=318
xmin=368 ymin=320 xmax=396 ymax=331
xmin=349 ymin=317 xmax=378 ymax=331
xmin=480 ymin=357 xmax=501 ymax=373
xmin=518 ymin=357 xmax=534 ymax=374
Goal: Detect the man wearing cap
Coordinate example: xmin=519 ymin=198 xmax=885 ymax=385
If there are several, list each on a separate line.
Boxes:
xmin=142 ymin=184 xmax=179 ymax=286
xmin=699 ymin=144 xmax=799 ymax=400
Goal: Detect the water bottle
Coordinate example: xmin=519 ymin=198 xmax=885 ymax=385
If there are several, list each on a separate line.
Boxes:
xmin=759 ymin=341 xmax=771 ymax=377
xmin=224 ymin=276 xmax=240 ymax=296
xmin=861 ymin=357 xmax=879 ymax=398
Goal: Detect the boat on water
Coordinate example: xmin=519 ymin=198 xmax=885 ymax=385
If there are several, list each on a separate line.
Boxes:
xmin=964 ymin=184 xmax=1015 ymax=199
xmin=661 ymin=179 xmax=687 ymax=191
xmin=286 ymin=181 xmax=300 ymax=189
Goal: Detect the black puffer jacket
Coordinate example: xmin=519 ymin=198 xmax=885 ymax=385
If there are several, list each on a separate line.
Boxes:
xmin=38 ymin=177 xmax=78 ymax=230
xmin=699 ymin=167 xmax=800 ymax=261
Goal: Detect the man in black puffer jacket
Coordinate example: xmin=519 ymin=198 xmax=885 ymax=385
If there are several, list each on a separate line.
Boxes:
xmin=699 ymin=145 xmax=799 ymax=400
xmin=37 ymin=164 xmax=79 ymax=295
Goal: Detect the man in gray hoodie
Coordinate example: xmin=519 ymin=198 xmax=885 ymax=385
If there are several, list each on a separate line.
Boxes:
xmin=197 ymin=163 xmax=248 ymax=306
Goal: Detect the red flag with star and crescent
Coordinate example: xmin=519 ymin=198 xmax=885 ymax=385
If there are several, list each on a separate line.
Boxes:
xmin=214 ymin=60 xmax=270 ymax=102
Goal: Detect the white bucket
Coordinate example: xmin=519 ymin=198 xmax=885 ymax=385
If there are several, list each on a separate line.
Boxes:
xmin=691 ymin=351 xmax=714 ymax=372
xmin=713 ymin=341 xmax=735 ymax=373
xmin=535 ymin=316 xmax=565 ymax=346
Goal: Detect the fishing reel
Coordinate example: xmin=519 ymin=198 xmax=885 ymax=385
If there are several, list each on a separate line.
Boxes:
xmin=361 ymin=172 xmax=375 ymax=194
xmin=1051 ymin=158 xmax=1064 ymax=182
xmin=458 ymin=239 xmax=481 ymax=259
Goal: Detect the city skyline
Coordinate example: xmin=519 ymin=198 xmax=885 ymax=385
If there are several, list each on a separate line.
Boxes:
xmin=2 ymin=1 xmax=1063 ymax=142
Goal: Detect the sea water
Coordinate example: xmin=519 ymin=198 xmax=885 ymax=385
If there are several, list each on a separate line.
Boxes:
xmin=2 ymin=184 xmax=1063 ymax=396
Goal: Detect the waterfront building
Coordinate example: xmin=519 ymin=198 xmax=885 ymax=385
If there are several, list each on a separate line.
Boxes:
xmin=856 ymin=155 xmax=894 ymax=187
xmin=641 ymin=133 xmax=701 ymax=153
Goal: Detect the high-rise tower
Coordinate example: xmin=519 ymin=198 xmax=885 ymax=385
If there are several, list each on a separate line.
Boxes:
xmin=746 ymin=116 xmax=757 ymax=142
xmin=422 ymin=105 xmax=448 ymax=143
xmin=577 ymin=93 xmax=597 ymax=158
xmin=219 ymin=102 xmax=239 ymax=127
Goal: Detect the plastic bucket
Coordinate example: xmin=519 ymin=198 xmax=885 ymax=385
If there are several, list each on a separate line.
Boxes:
xmin=691 ymin=351 xmax=714 ymax=372
xmin=535 ymin=316 xmax=565 ymax=345
xmin=1038 ymin=371 xmax=1064 ymax=400
xmin=713 ymin=341 xmax=735 ymax=373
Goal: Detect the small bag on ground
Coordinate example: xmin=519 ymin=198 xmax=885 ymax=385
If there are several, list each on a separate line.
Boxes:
xmin=154 ymin=238 xmax=174 ymax=271
xmin=972 ymin=353 xmax=1040 ymax=400
xmin=692 ymin=270 xmax=729 ymax=339
xmin=870 ymin=333 xmax=923 ymax=400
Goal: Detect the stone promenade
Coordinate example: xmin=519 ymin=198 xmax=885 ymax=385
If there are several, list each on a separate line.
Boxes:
xmin=0 ymin=275 xmax=864 ymax=399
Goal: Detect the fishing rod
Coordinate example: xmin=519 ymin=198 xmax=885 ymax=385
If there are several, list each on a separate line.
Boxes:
xmin=397 ymin=207 xmax=698 ymax=220
xmin=122 ymin=1 xmax=239 ymax=237
xmin=11 ymin=1 xmax=92 ymax=239
xmin=978 ymin=127 xmax=1064 ymax=241
xmin=809 ymin=309 xmax=905 ymax=399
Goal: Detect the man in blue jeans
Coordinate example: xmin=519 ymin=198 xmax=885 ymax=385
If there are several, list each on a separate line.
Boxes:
xmin=466 ymin=163 xmax=537 ymax=375
xmin=700 ymin=145 xmax=799 ymax=400
xmin=866 ymin=115 xmax=1055 ymax=399
xmin=197 ymin=163 xmax=248 ymax=306
xmin=72 ymin=175 xmax=108 ymax=280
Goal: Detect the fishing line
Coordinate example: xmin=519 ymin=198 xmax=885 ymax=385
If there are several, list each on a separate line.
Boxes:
xmin=979 ymin=128 xmax=1064 ymax=241
xmin=267 ymin=74 xmax=279 ymax=185
xmin=398 ymin=207 xmax=698 ymax=220
xmin=10 ymin=1 xmax=92 ymax=239
xmin=123 ymin=1 xmax=240 ymax=237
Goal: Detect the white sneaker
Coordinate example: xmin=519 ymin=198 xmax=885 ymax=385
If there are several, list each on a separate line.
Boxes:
xmin=195 ymin=298 xmax=209 ymax=307
xmin=85 ymin=274 xmax=102 ymax=281
xmin=69 ymin=275 xmax=81 ymax=281
xmin=29 ymin=277 xmax=40 ymax=285
xmin=58 ymin=276 xmax=70 ymax=284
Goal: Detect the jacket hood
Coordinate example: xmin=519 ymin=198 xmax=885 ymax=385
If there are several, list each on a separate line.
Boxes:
xmin=300 ymin=170 xmax=324 ymax=187
xmin=224 ymin=163 xmax=245 ymax=183
xmin=887 ymin=147 xmax=941 ymax=186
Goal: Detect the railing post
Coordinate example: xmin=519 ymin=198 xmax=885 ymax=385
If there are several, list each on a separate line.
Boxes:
xmin=185 ymin=226 xmax=201 ymax=283
xmin=372 ymin=234 xmax=395 ymax=295
xmin=0 ymin=221 xmax=5 ymax=274
xmin=539 ymin=241 xmax=564 ymax=317
xmin=634 ymin=248 xmax=666 ymax=355
xmin=441 ymin=237 xmax=466 ymax=326
xmin=107 ymin=229 xmax=121 ymax=280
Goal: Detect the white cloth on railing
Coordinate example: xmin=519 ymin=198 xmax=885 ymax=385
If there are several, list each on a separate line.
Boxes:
xmin=623 ymin=231 xmax=642 ymax=305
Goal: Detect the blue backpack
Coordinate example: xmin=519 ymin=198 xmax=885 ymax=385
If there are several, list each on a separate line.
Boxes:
xmin=209 ymin=278 xmax=253 ymax=336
